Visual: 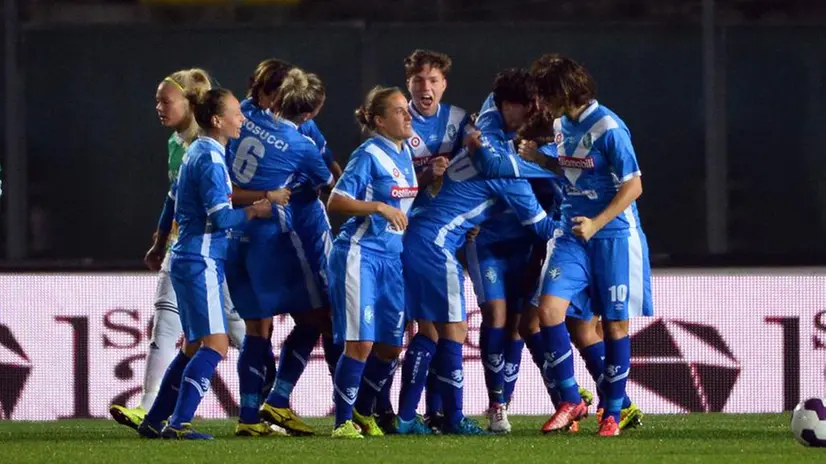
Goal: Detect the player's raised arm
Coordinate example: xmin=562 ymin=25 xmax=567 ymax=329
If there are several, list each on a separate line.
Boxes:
xmin=469 ymin=70 xmax=557 ymax=179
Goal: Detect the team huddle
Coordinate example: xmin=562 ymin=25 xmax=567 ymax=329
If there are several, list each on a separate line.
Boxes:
xmin=108 ymin=49 xmax=653 ymax=440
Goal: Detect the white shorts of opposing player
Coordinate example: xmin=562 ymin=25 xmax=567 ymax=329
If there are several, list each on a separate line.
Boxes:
xmin=487 ymin=403 xmax=512 ymax=433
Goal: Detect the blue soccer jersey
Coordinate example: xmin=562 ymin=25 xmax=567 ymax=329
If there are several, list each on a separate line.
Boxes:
xmin=227 ymin=99 xmax=333 ymax=236
xmin=473 ymin=93 xmax=557 ymax=180
xmin=330 ymin=136 xmax=419 ymax=255
xmin=172 ymin=136 xmax=248 ymax=260
xmin=540 ymin=100 xmax=653 ymax=321
xmin=408 ymin=102 xmax=471 ymax=211
xmin=404 ymin=158 xmax=558 ymax=323
xmin=224 ymin=101 xmax=334 ymax=318
xmin=328 ymin=135 xmax=417 ymax=346
xmin=290 ymin=119 xmax=335 ymax=205
xmin=553 ymin=100 xmax=642 ymax=238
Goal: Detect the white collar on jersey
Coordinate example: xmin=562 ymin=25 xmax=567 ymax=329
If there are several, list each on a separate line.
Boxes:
xmin=374 ymin=133 xmax=405 ymax=154
xmin=408 ymin=100 xmax=440 ymax=121
xmin=198 ymin=136 xmax=226 ymax=153
xmin=577 ymin=100 xmax=600 ymax=123
xmin=276 ymin=117 xmax=299 ymax=130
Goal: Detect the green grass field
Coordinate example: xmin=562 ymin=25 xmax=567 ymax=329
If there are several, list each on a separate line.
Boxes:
xmin=0 ymin=414 xmax=822 ymax=463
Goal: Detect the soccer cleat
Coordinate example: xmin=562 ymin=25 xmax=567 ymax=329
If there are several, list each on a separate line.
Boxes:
xmin=136 ymin=421 xmax=162 ymax=439
xmin=596 ymin=404 xmax=644 ymax=430
xmin=444 ymin=417 xmax=489 ymax=436
xmin=235 ymin=421 xmax=283 ymax=437
xmin=598 ymin=415 xmax=621 ymax=437
xmin=394 ymin=416 xmax=433 ymax=435
xmin=541 ymin=400 xmax=588 ymax=433
xmin=568 ymin=420 xmax=580 ymax=433
xmin=259 ymin=404 xmax=314 ymax=436
xmin=161 ymin=423 xmax=214 ymax=440
xmin=376 ymin=410 xmax=397 ymax=434
xmin=423 ymin=413 xmax=444 ymax=434
xmin=486 ymin=403 xmax=512 ymax=434
xmin=619 ymin=403 xmax=644 ymax=429
xmin=109 ymin=405 xmax=146 ymax=431
xmin=352 ymin=409 xmax=384 ymax=437
xmin=578 ymin=387 xmax=594 ymax=407
xmin=331 ymin=420 xmax=364 ymax=439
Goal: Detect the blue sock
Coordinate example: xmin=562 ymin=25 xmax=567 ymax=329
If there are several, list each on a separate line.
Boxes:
xmin=580 ymin=341 xmax=607 ymax=407
xmin=262 ymin=340 xmax=276 ymax=397
xmin=622 ymin=395 xmax=632 ymax=409
xmin=425 ymin=365 xmax=443 ymax=417
xmin=541 ymin=323 xmax=581 ymax=405
xmin=398 ymin=334 xmax=436 ymax=421
xmin=603 ymin=336 xmax=631 ymax=423
xmin=526 ymin=331 xmax=560 ymax=407
xmin=503 ymin=338 xmax=525 ymax=404
xmin=436 ymin=339 xmax=465 ymax=427
xmin=322 ymin=334 xmax=343 ymax=377
xmin=266 ymin=325 xmax=319 ymax=408
xmin=333 ymin=355 xmax=366 ymax=427
xmin=168 ymin=347 xmax=222 ymax=429
xmin=354 ymin=354 xmax=398 ymax=416
xmin=237 ymin=335 xmax=269 ymax=424
xmin=375 ymin=367 xmax=396 ymax=414
xmin=480 ymin=325 xmax=506 ymax=405
xmin=144 ymin=351 xmax=189 ymax=429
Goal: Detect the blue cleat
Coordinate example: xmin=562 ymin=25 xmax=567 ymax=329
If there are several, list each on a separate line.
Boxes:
xmin=394 ymin=416 xmax=433 ymax=435
xmin=137 ymin=421 xmax=162 ymax=439
xmin=161 ymin=423 xmax=214 ymax=440
xmin=444 ymin=417 xmax=489 ymax=435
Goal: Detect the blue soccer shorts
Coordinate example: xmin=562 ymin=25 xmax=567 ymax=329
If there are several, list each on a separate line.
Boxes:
xmin=466 ymin=237 xmax=533 ymax=312
xmin=403 ymin=234 xmax=466 ymax=324
xmin=539 ymin=230 xmax=653 ymax=321
xmin=168 ymin=252 xmax=229 ymax=342
xmin=328 ymin=245 xmax=405 ymax=347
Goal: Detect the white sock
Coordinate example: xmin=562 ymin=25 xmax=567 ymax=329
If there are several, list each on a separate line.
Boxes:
xmin=226 ymin=316 xmax=246 ymax=350
xmin=139 ymin=307 xmax=182 ymax=410
xmin=222 ymin=279 xmax=246 ymax=349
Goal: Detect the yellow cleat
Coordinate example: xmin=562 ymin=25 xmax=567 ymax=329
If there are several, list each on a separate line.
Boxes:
xmin=331 ymin=420 xmax=364 ymax=439
xmin=596 ymin=403 xmax=644 ymax=430
xmin=352 ymin=409 xmax=384 ymax=437
xmin=235 ymin=421 xmax=285 ymax=437
xmin=109 ymin=405 xmax=146 ymax=431
xmin=578 ymin=387 xmax=595 ymax=408
xmin=259 ymin=404 xmax=314 ymax=436
xmin=619 ymin=403 xmax=644 ymax=429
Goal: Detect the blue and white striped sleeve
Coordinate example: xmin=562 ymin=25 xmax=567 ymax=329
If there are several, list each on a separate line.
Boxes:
xmin=332 ymin=150 xmax=372 ymax=200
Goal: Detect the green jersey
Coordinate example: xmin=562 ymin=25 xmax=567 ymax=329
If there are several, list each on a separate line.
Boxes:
xmin=167 ymin=132 xmax=186 ymax=183
xmin=166 ymin=132 xmax=187 ymax=247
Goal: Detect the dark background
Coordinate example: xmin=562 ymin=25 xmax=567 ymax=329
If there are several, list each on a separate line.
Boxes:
xmin=2 ymin=0 xmax=825 ymax=268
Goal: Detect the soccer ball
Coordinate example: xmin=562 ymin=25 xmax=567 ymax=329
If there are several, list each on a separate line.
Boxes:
xmin=791 ymin=398 xmax=826 ymax=447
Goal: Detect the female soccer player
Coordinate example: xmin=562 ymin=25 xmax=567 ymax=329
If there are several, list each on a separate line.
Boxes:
xmin=225 ymin=67 xmax=334 ymax=436
xmin=398 ymin=120 xmax=560 ymax=434
xmin=527 ymin=54 xmax=653 ymax=437
xmin=137 ymin=88 xmax=273 ymax=440
xmin=227 ymin=59 xmax=339 ymax=436
xmin=326 ymin=86 xmax=417 ymax=439
xmin=373 ymin=49 xmax=473 ymax=433
xmin=109 ymin=69 xmax=246 ymax=431
xmin=463 ymin=68 xmax=540 ymax=433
